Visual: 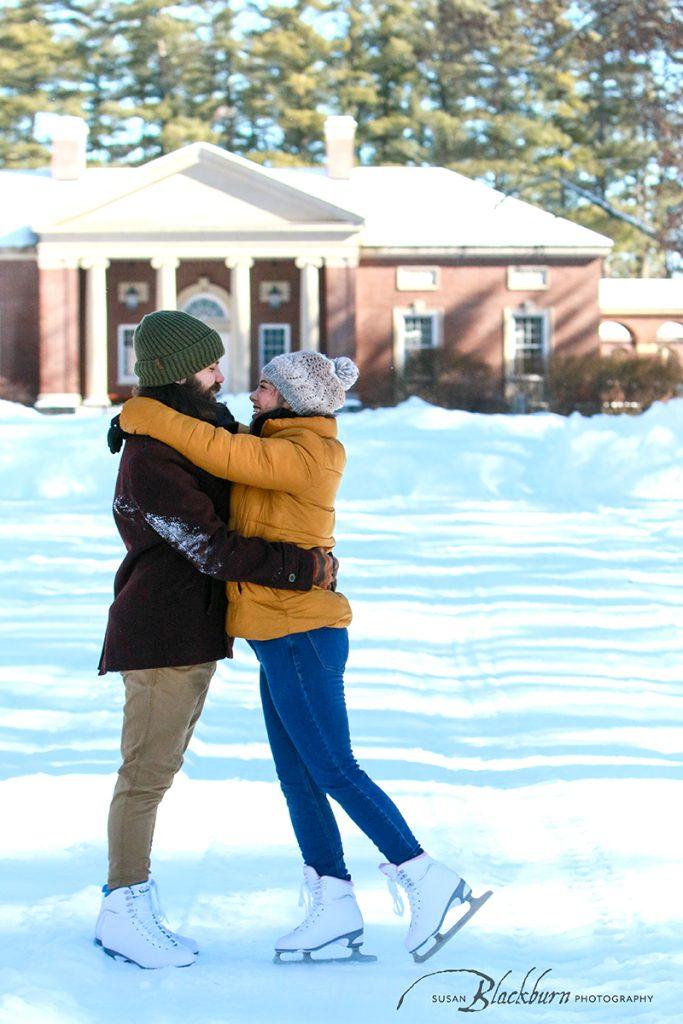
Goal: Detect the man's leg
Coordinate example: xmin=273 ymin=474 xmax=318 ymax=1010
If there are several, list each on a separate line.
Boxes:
xmin=107 ymin=661 xmax=216 ymax=891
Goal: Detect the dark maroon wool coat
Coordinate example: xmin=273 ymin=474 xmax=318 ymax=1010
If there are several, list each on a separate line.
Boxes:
xmin=98 ymin=435 xmax=315 ymax=674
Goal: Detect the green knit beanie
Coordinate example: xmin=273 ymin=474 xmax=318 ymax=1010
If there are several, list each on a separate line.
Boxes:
xmin=133 ymin=310 xmax=225 ymax=386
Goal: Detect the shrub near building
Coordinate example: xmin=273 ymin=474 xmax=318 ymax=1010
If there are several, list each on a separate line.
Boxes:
xmin=547 ymin=353 xmax=683 ymax=417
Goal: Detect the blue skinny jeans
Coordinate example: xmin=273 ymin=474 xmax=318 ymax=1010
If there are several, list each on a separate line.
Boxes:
xmin=248 ymin=626 xmax=423 ymax=881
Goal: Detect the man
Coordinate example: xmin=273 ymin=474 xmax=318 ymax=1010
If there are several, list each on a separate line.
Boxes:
xmin=96 ymin=310 xmax=335 ymax=969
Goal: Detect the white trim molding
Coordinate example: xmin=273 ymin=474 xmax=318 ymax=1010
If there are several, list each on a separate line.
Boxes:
xmin=258 ymin=323 xmax=292 ymax=372
xmin=35 ymin=392 xmax=82 ymax=411
xmin=117 ymin=324 xmax=138 ymax=385
xmin=507 ymin=266 xmax=549 ymax=291
xmin=392 ymin=304 xmax=443 ymax=376
xmin=396 ymin=266 xmax=440 ymax=291
xmin=503 ymin=304 xmax=552 ymax=406
xmin=295 ymin=256 xmax=323 ymax=351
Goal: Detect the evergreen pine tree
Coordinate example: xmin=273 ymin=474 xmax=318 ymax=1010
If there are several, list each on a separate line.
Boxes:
xmin=559 ymin=0 xmax=682 ymax=274
xmin=240 ymin=0 xmax=332 ymax=165
xmin=0 ymin=0 xmax=73 ymax=165
xmin=362 ymin=0 xmax=430 ymax=164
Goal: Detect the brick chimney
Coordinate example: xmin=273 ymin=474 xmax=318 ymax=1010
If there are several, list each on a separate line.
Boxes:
xmin=50 ymin=115 xmax=89 ymax=181
xmin=324 ymin=115 xmax=357 ymax=180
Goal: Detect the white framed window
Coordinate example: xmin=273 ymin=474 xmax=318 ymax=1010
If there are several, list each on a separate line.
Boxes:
xmin=117 ymin=324 xmax=138 ymax=385
xmin=507 ymin=266 xmax=549 ymax=291
xmin=393 ymin=306 xmax=442 ymax=375
xmin=504 ymin=308 xmax=551 ymax=380
xmin=396 ymin=266 xmax=440 ymax=291
xmin=512 ymin=314 xmax=546 ymax=376
xmin=258 ymin=323 xmax=291 ymax=371
xmin=404 ymin=313 xmax=438 ymax=350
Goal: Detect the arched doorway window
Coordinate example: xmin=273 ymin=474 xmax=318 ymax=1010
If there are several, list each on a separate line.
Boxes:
xmin=656 ymin=321 xmax=683 ymax=344
xmin=599 ymin=320 xmax=635 ymax=357
xmin=178 ymin=279 xmax=231 ymax=389
xmin=184 ymin=296 xmax=228 ymax=321
xmin=599 ymin=320 xmax=634 ymax=344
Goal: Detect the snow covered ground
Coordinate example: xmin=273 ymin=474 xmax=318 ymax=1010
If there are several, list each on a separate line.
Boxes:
xmin=1 ymin=396 xmax=682 ymax=1024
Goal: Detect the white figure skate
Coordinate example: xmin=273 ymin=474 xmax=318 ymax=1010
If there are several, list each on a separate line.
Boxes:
xmin=274 ymin=866 xmax=376 ymax=964
xmin=381 ymin=854 xmax=492 ymax=963
xmin=95 ymin=881 xmax=196 ymax=969
xmin=95 ymin=878 xmax=198 ymax=954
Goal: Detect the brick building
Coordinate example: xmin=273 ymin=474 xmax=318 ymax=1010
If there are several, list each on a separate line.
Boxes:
xmin=0 ymin=115 xmax=679 ymax=412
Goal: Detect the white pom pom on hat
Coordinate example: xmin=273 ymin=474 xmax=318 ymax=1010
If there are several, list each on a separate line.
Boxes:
xmin=262 ymin=350 xmax=359 ymax=415
xmin=332 ymin=356 xmax=359 ymax=391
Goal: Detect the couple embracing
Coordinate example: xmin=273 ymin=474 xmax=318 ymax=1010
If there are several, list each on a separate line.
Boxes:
xmin=97 ymin=310 xmax=489 ymax=969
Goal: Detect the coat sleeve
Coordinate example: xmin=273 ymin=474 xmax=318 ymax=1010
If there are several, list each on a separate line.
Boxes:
xmin=123 ymin=442 xmax=315 ymax=590
xmin=120 ymin=397 xmax=316 ymax=492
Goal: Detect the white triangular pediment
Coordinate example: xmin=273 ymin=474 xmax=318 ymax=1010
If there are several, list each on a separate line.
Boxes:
xmin=35 ymin=143 xmax=364 ymax=235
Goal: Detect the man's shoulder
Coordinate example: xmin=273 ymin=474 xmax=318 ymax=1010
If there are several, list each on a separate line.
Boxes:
xmin=120 ymin=436 xmax=231 ymax=501
xmin=123 ymin=435 xmax=194 ymax=468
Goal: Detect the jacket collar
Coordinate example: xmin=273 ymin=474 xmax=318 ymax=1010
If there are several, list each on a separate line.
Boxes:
xmin=251 ymin=407 xmax=337 ymax=439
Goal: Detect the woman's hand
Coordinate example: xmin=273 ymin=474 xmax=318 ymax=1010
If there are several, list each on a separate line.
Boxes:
xmin=311 ymin=549 xmax=339 ymax=591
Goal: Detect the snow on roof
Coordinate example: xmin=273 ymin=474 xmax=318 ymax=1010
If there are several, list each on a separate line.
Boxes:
xmin=272 ymin=166 xmax=613 ymax=251
xmin=600 ymin=277 xmax=683 ymax=314
xmin=0 ymin=153 xmax=612 ymax=253
xmin=0 ymin=168 xmax=135 ymax=248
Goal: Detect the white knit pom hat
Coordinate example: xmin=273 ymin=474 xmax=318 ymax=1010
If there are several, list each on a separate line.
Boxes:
xmin=262 ymin=351 xmax=359 ymax=415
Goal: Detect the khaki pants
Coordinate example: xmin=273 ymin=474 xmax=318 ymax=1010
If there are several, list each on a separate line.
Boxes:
xmin=107 ymin=661 xmax=217 ymax=890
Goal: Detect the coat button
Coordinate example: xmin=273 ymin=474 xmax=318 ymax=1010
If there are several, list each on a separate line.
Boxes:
xmin=288 ymin=573 xmax=296 ymax=582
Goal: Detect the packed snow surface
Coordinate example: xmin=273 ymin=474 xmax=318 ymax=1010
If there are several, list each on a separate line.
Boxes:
xmin=1 ymin=396 xmax=681 ymax=1023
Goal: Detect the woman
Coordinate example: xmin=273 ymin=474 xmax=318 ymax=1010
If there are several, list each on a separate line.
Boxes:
xmin=120 ymin=350 xmax=490 ymax=963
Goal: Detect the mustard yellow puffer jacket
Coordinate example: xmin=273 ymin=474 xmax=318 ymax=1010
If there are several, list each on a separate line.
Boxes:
xmin=119 ymin=397 xmax=352 ymax=641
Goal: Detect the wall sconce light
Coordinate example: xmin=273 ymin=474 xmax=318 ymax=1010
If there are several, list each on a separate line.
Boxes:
xmin=124 ymin=285 xmax=140 ymax=311
xmin=267 ymin=284 xmax=284 ymax=310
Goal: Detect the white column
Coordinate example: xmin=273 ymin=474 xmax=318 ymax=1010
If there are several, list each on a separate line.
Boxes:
xmin=81 ymin=257 xmax=111 ymax=408
xmin=151 ymin=256 xmax=179 ymax=310
xmin=225 ymin=257 xmax=254 ymax=392
xmin=295 ymin=257 xmax=323 ymax=351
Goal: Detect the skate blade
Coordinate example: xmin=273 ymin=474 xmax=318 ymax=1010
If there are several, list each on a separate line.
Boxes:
xmin=100 ymin=945 xmax=195 ymax=969
xmin=273 ymin=946 xmax=377 ymax=965
xmin=411 ymin=890 xmax=493 ymax=965
xmin=273 ymin=930 xmax=377 ymax=965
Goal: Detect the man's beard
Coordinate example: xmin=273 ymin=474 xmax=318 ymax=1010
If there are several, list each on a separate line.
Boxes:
xmin=185 ymin=376 xmax=220 ymax=401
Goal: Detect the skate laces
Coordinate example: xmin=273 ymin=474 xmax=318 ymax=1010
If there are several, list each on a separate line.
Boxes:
xmin=293 ymin=874 xmax=323 ymax=933
xmin=128 ymin=884 xmax=179 ymax=949
xmin=149 ymin=878 xmax=176 ymax=940
xmin=384 ymin=874 xmax=406 ymax=917
xmin=385 ymin=869 xmax=420 ymax=918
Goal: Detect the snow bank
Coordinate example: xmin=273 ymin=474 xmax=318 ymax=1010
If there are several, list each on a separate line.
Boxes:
xmin=1 ymin=396 xmax=681 ymax=506
xmin=338 ymin=397 xmax=683 ymax=507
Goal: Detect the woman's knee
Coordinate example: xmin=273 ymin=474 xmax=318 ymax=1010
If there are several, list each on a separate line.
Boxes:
xmin=307 ymin=754 xmax=362 ymax=794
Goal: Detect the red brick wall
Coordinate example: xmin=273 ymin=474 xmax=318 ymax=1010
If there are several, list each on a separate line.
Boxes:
xmin=106 ymin=261 xmax=157 ymax=403
xmin=250 ymin=259 xmax=300 ymax=387
xmin=0 ymin=260 xmax=40 ymax=402
xmin=355 ymin=257 xmax=602 ymax=405
xmin=324 ymin=264 xmax=357 ymax=361
xmin=38 ymin=265 xmax=80 ymax=400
